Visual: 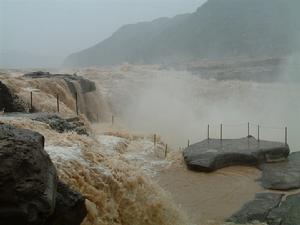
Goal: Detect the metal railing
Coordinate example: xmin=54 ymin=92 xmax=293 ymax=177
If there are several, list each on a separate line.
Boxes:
xmin=206 ymin=122 xmax=288 ymax=145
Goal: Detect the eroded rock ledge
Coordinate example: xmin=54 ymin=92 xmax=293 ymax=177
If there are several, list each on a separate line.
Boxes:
xmin=183 ymin=137 xmax=290 ymax=172
xmin=23 ymin=71 xmax=96 ymax=94
xmin=31 ymin=113 xmax=88 ymax=135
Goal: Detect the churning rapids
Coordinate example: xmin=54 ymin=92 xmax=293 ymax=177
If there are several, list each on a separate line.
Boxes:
xmin=1 ymin=65 xmax=300 ymax=225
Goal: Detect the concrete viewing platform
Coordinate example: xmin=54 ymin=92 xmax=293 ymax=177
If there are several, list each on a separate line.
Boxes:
xmin=183 ymin=136 xmax=290 ymax=172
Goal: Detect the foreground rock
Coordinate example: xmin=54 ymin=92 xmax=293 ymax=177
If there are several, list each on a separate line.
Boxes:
xmin=267 ymin=193 xmax=300 ymax=225
xmin=0 ymin=123 xmax=87 ymax=225
xmin=228 ymin=193 xmax=283 ymax=224
xmin=260 ymin=152 xmax=300 ymax=190
xmin=229 ymin=192 xmax=300 ymax=225
xmin=183 ymin=137 xmax=289 ymax=172
xmin=45 ymin=181 xmax=87 ymax=225
xmin=0 ymin=81 xmax=27 ymax=112
xmin=0 ymin=123 xmax=57 ymax=225
xmin=31 ymin=113 xmax=88 ymax=135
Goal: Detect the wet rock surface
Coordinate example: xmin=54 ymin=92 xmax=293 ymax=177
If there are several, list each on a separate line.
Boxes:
xmin=267 ymin=193 xmax=300 ymax=225
xmin=0 ymin=123 xmax=87 ymax=225
xmin=228 ymin=193 xmax=284 ymax=224
xmin=229 ymin=192 xmax=300 ymax=225
xmin=0 ymin=81 xmax=27 ymax=112
xmin=23 ymin=71 xmax=96 ymax=93
xmin=45 ymin=181 xmax=87 ymax=225
xmin=0 ymin=123 xmax=57 ymax=225
xmin=30 ymin=113 xmax=88 ymax=135
xmin=261 ymin=152 xmax=300 ymax=190
xmin=183 ymin=137 xmax=290 ymax=172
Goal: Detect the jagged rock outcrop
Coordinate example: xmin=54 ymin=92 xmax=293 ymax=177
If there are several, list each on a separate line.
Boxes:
xmin=228 ymin=193 xmax=284 ymax=224
xmin=0 ymin=81 xmax=27 ymax=112
xmin=183 ymin=137 xmax=290 ymax=172
xmin=261 ymin=152 xmax=300 ymax=190
xmin=30 ymin=113 xmax=88 ymax=135
xmin=0 ymin=123 xmax=87 ymax=225
xmin=0 ymin=123 xmax=57 ymax=225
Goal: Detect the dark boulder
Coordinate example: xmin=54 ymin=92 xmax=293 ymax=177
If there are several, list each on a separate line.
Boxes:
xmin=267 ymin=193 xmax=300 ymax=225
xmin=261 ymin=152 xmax=300 ymax=190
xmin=228 ymin=193 xmax=284 ymax=224
xmin=31 ymin=113 xmax=88 ymax=135
xmin=0 ymin=123 xmax=88 ymax=225
xmin=0 ymin=123 xmax=57 ymax=225
xmin=0 ymin=81 xmax=26 ymax=112
xmin=183 ymin=137 xmax=289 ymax=172
xmin=45 ymin=181 xmax=87 ymax=225
xmin=0 ymin=81 xmax=14 ymax=112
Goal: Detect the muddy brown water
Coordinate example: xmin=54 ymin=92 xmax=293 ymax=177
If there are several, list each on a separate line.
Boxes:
xmin=155 ymin=162 xmax=263 ymax=225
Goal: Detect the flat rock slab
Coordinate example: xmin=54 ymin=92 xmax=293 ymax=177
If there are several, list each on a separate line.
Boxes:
xmin=267 ymin=193 xmax=300 ymax=225
xmin=2 ymin=113 xmax=88 ymax=135
xmin=228 ymin=193 xmax=284 ymax=224
xmin=261 ymin=152 xmax=300 ymax=190
xmin=31 ymin=113 xmax=88 ymax=135
xmin=183 ymin=137 xmax=289 ymax=172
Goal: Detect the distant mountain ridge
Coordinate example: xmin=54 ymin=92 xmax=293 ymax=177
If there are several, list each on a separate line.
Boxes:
xmin=64 ymin=0 xmax=300 ymax=67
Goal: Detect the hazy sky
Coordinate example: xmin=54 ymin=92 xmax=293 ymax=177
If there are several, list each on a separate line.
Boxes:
xmin=0 ymin=0 xmax=207 ymax=67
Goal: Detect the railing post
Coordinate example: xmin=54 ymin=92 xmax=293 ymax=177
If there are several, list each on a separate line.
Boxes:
xmin=220 ymin=124 xmax=223 ymax=141
xmin=248 ymin=122 xmax=250 ymax=137
xmin=56 ymin=94 xmax=59 ymax=113
xmin=188 ymin=139 xmax=190 ymax=147
xmin=207 ymin=124 xmax=210 ymax=140
xmin=285 ymin=127 xmax=288 ymax=146
xmin=258 ymin=125 xmax=260 ymax=142
xmin=30 ymin=91 xmax=33 ymax=112
xmin=75 ymin=92 xmax=78 ymax=115
xmin=165 ymin=144 xmax=168 ymax=158
xmin=154 ymin=134 xmax=157 ymax=147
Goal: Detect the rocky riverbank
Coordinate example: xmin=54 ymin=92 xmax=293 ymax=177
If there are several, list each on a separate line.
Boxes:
xmin=183 ymin=137 xmax=300 ymax=224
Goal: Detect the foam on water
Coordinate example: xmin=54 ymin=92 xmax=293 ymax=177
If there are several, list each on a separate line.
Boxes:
xmin=0 ymin=117 xmax=189 ymax=225
xmin=97 ymin=134 xmax=171 ymax=177
xmin=82 ymin=66 xmax=300 ymax=152
xmin=0 ymin=71 xmax=270 ymax=225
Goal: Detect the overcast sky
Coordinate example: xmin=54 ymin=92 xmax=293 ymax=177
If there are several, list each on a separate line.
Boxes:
xmin=0 ymin=0 xmax=207 ymax=68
